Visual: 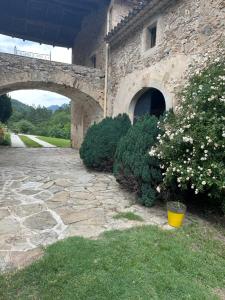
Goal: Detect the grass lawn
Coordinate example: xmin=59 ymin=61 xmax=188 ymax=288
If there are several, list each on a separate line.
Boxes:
xmin=19 ymin=135 xmax=42 ymax=148
xmin=38 ymin=136 xmax=71 ymax=148
xmin=0 ymin=224 xmax=225 ymax=299
xmin=113 ymin=212 xmax=144 ymax=221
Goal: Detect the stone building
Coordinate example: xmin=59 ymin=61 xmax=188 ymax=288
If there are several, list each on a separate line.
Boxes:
xmin=73 ymin=0 xmax=225 ymax=122
xmin=0 ymin=0 xmax=224 ymax=146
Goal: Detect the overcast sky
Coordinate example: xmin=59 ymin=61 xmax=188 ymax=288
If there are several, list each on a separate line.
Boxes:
xmin=0 ymin=34 xmax=72 ymax=107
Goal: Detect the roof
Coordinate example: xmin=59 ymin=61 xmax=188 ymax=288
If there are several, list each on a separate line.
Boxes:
xmin=0 ymin=0 xmax=109 ymax=48
xmin=105 ymin=0 xmax=167 ymax=44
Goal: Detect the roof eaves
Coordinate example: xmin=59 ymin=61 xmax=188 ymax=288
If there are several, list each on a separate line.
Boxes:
xmin=105 ymin=0 xmax=150 ymax=43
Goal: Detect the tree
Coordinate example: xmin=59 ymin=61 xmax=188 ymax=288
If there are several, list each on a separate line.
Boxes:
xmin=0 ymin=95 xmax=12 ymax=123
xmin=13 ymin=120 xmax=35 ymax=134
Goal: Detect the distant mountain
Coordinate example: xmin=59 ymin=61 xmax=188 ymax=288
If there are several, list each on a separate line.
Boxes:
xmin=11 ymin=99 xmax=68 ymax=113
xmin=47 ymin=105 xmax=60 ymax=112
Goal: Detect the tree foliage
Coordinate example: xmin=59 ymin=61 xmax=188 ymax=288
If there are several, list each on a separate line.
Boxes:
xmin=80 ymin=114 xmax=131 ymax=171
xmin=13 ymin=120 xmax=35 ymax=134
xmin=0 ymin=95 xmax=12 ymax=123
xmin=114 ymin=115 xmax=162 ymax=207
xmin=8 ymin=101 xmax=71 ymax=139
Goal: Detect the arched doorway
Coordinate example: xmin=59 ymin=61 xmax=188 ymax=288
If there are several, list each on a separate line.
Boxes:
xmin=134 ymin=88 xmax=166 ymax=121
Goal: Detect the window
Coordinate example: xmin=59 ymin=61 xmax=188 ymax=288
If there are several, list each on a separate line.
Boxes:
xmin=146 ymin=24 xmax=157 ymax=49
xmin=90 ymin=54 xmax=96 ymax=68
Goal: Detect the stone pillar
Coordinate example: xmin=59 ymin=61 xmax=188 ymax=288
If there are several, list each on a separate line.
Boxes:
xmin=71 ymin=101 xmax=84 ymax=149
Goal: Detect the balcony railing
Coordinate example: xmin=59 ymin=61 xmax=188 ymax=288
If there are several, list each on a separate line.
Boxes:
xmin=14 ymin=46 xmax=51 ymax=61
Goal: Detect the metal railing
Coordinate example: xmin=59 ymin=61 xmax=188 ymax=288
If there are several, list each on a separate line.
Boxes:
xmin=14 ymin=46 xmax=51 ymax=61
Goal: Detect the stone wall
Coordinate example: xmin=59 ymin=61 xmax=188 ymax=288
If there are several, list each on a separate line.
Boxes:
xmin=72 ymin=4 xmax=108 ymax=69
xmin=109 ymin=0 xmax=139 ymax=30
xmin=108 ymin=0 xmax=225 ymax=119
xmin=72 ymin=0 xmax=138 ymax=70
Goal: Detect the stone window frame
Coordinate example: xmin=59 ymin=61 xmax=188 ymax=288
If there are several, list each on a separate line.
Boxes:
xmin=142 ymin=19 xmax=159 ymax=56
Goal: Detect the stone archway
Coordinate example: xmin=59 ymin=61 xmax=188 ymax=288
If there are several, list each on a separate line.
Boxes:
xmin=112 ymin=55 xmax=192 ymax=120
xmin=0 ymin=53 xmax=105 ymax=148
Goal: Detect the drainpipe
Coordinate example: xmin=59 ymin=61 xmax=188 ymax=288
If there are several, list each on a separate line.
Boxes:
xmin=104 ymin=7 xmax=111 ymax=118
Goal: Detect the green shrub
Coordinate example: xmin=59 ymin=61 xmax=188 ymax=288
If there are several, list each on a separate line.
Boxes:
xmin=114 ymin=115 xmax=162 ymax=207
xmin=80 ymin=114 xmax=131 ymax=171
xmin=154 ymin=55 xmax=225 ymax=211
xmin=0 ymin=123 xmax=11 ymax=146
xmin=1 ymin=133 xmax=11 ymax=146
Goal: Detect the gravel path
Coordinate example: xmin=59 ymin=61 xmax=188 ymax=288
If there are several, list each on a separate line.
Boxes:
xmin=10 ymin=133 xmax=26 ymax=148
xmin=23 ymin=135 xmax=56 ymax=148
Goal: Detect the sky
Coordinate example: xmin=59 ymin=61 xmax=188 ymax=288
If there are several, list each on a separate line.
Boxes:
xmin=0 ymin=34 xmax=72 ymax=107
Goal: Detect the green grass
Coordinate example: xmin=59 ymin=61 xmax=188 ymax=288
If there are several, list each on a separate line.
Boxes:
xmin=38 ymin=136 xmax=71 ymax=148
xmin=0 ymin=224 xmax=225 ymax=299
xmin=113 ymin=212 xmax=144 ymax=221
xmin=19 ymin=135 xmax=42 ymax=148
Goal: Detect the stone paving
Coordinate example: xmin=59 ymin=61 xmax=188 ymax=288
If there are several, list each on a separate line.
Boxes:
xmin=0 ymin=148 xmax=170 ymax=273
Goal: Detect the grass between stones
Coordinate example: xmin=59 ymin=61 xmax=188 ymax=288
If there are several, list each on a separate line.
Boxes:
xmin=38 ymin=136 xmax=71 ymax=148
xmin=113 ymin=212 xmax=144 ymax=221
xmin=19 ymin=135 xmax=42 ymax=148
xmin=0 ymin=224 xmax=225 ymax=299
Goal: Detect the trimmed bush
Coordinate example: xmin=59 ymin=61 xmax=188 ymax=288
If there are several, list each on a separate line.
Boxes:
xmin=80 ymin=114 xmax=131 ymax=171
xmin=114 ymin=115 xmax=162 ymax=207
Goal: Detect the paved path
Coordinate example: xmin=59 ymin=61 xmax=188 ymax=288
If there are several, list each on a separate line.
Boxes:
xmin=0 ymin=148 xmax=194 ymax=272
xmin=10 ymin=133 xmax=26 ymax=148
xmin=24 ymin=135 xmax=56 ymax=148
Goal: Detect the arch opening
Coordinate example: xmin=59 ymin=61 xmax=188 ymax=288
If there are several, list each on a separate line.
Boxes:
xmin=2 ymin=83 xmax=103 ymax=149
xmin=133 ymin=88 xmax=166 ymax=122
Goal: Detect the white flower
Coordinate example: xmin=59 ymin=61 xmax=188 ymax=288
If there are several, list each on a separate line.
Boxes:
xmin=202 ymin=181 xmax=206 ymax=185
xmin=183 ymin=136 xmax=193 ymax=144
xmin=149 ymin=149 xmax=156 ymax=156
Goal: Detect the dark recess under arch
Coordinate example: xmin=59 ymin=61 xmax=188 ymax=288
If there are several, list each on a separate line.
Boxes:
xmin=134 ymin=88 xmax=166 ymax=121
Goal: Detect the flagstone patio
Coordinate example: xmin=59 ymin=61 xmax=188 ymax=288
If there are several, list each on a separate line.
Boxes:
xmin=0 ymin=148 xmax=170 ymax=272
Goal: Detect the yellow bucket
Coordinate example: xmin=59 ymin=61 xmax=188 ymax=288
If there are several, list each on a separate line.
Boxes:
xmin=168 ymin=210 xmax=185 ymax=228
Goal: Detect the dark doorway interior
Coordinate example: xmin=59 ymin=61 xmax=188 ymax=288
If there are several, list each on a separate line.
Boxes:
xmin=134 ymin=88 xmax=166 ymax=121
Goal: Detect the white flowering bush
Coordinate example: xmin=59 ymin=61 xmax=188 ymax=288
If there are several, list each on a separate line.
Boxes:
xmin=152 ymin=55 xmax=225 ymax=211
